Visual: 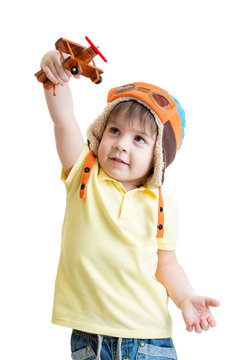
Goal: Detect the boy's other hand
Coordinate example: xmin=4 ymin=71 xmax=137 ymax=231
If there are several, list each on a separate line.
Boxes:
xmin=40 ymin=50 xmax=72 ymax=87
xmin=180 ymin=296 xmax=220 ymax=333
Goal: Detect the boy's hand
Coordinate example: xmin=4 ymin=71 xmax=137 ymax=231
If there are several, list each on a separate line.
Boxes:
xmin=40 ymin=50 xmax=72 ymax=87
xmin=180 ymin=296 xmax=220 ymax=333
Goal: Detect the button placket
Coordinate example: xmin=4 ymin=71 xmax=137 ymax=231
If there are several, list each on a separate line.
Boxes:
xmin=119 ymin=194 xmax=131 ymax=221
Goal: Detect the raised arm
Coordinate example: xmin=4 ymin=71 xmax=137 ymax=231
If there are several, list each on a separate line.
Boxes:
xmin=41 ymin=51 xmax=84 ymax=176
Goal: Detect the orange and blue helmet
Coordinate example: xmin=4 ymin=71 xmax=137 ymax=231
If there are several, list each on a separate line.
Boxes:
xmin=87 ymin=82 xmax=185 ymax=187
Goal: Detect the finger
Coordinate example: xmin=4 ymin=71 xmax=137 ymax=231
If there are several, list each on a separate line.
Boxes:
xmin=55 ymin=53 xmax=72 ymax=80
xmin=200 ymin=319 xmax=209 ymax=331
xmin=193 ymin=321 xmax=202 ymax=334
xmin=54 ymin=58 xmax=70 ymax=84
xmin=65 ymin=69 xmax=72 ymax=78
xmin=207 ymin=315 xmax=216 ymax=327
xmin=186 ymin=323 xmax=193 ymax=332
xmin=205 ymin=297 xmax=220 ymax=307
xmin=43 ymin=62 xmax=64 ymax=85
xmin=41 ymin=51 xmax=63 ymax=84
xmin=43 ymin=65 xmax=59 ymax=85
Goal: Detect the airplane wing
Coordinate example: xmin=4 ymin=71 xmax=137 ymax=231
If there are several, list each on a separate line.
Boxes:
xmin=62 ymin=57 xmax=103 ymax=80
xmin=79 ymin=61 xmax=103 ymax=79
xmin=55 ymin=38 xmax=86 ymax=57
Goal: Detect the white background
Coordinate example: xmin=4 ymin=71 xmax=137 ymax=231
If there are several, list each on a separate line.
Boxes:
xmin=1 ymin=0 xmax=239 ymax=359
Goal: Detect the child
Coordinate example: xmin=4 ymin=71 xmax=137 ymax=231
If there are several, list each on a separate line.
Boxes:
xmin=40 ymin=50 xmax=220 ymax=360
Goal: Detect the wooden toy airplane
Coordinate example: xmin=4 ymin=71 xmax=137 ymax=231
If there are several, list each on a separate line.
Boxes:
xmin=35 ymin=36 xmax=107 ymax=95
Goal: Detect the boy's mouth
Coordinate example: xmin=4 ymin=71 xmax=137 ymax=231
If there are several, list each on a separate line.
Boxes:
xmin=110 ymin=157 xmax=128 ymax=166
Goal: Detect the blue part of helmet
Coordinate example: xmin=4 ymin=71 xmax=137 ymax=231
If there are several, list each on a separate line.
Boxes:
xmin=170 ymin=94 xmax=186 ymax=149
xmin=164 ymin=90 xmax=186 ymax=149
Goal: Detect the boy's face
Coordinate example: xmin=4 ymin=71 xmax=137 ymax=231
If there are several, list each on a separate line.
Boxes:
xmin=97 ymin=111 xmax=157 ymax=191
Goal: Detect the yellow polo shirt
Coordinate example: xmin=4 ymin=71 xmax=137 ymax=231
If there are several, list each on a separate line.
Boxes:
xmin=52 ymin=144 xmax=179 ymax=338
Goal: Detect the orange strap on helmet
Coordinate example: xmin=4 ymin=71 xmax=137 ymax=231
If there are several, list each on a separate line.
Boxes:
xmin=79 ymin=150 xmax=96 ymax=198
xmin=157 ymin=187 xmax=164 ymax=238
xmin=80 ymin=151 xmax=164 ymax=238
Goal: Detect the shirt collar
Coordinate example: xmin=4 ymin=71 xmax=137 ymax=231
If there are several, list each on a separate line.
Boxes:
xmin=97 ymin=167 xmax=158 ymax=197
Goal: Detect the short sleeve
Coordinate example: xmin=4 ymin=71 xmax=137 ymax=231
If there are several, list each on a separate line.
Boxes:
xmin=156 ymin=192 xmax=179 ymax=250
xmin=61 ymin=143 xmax=89 ymax=193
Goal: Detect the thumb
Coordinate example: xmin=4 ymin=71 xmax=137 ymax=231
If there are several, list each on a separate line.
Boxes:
xmin=205 ymin=297 xmax=220 ymax=307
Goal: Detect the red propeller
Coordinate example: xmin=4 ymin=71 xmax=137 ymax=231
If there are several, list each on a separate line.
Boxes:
xmin=85 ymin=36 xmax=107 ymax=63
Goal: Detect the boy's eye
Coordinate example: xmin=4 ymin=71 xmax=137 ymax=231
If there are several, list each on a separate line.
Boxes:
xmin=135 ymin=135 xmax=145 ymax=144
xmin=109 ymin=127 xmax=120 ymax=134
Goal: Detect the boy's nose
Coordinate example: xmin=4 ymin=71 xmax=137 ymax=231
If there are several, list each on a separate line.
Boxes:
xmin=114 ymin=142 xmax=128 ymax=152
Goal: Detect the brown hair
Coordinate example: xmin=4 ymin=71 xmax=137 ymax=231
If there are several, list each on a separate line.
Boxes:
xmin=107 ymin=100 xmax=158 ymax=137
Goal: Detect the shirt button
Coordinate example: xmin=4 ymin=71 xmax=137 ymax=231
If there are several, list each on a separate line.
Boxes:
xmin=84 ymin=167 xmax=90 ymax=173
xmin=140 ymin=341 xmax=145 ymax=347
xmin=86 ymin=345 xmax=91 ymax=351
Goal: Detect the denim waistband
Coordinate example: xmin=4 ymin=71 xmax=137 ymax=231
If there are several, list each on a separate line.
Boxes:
xmin=73 ymin=331 xmax=122 ymax=360
xmin=72 ymin=330 xmax=177 ymax=360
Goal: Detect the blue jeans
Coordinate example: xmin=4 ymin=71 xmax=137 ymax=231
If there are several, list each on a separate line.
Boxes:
xmin=71 ymin=329 xmax=178 ymax=360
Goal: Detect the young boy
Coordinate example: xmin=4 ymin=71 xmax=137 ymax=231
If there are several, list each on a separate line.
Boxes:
xmin=40 ymin=50 xmax=220 ymax=360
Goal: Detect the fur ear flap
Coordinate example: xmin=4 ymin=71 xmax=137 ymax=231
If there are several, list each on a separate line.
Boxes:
xmin=162 ymin=121 xmax=177 ymax=168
